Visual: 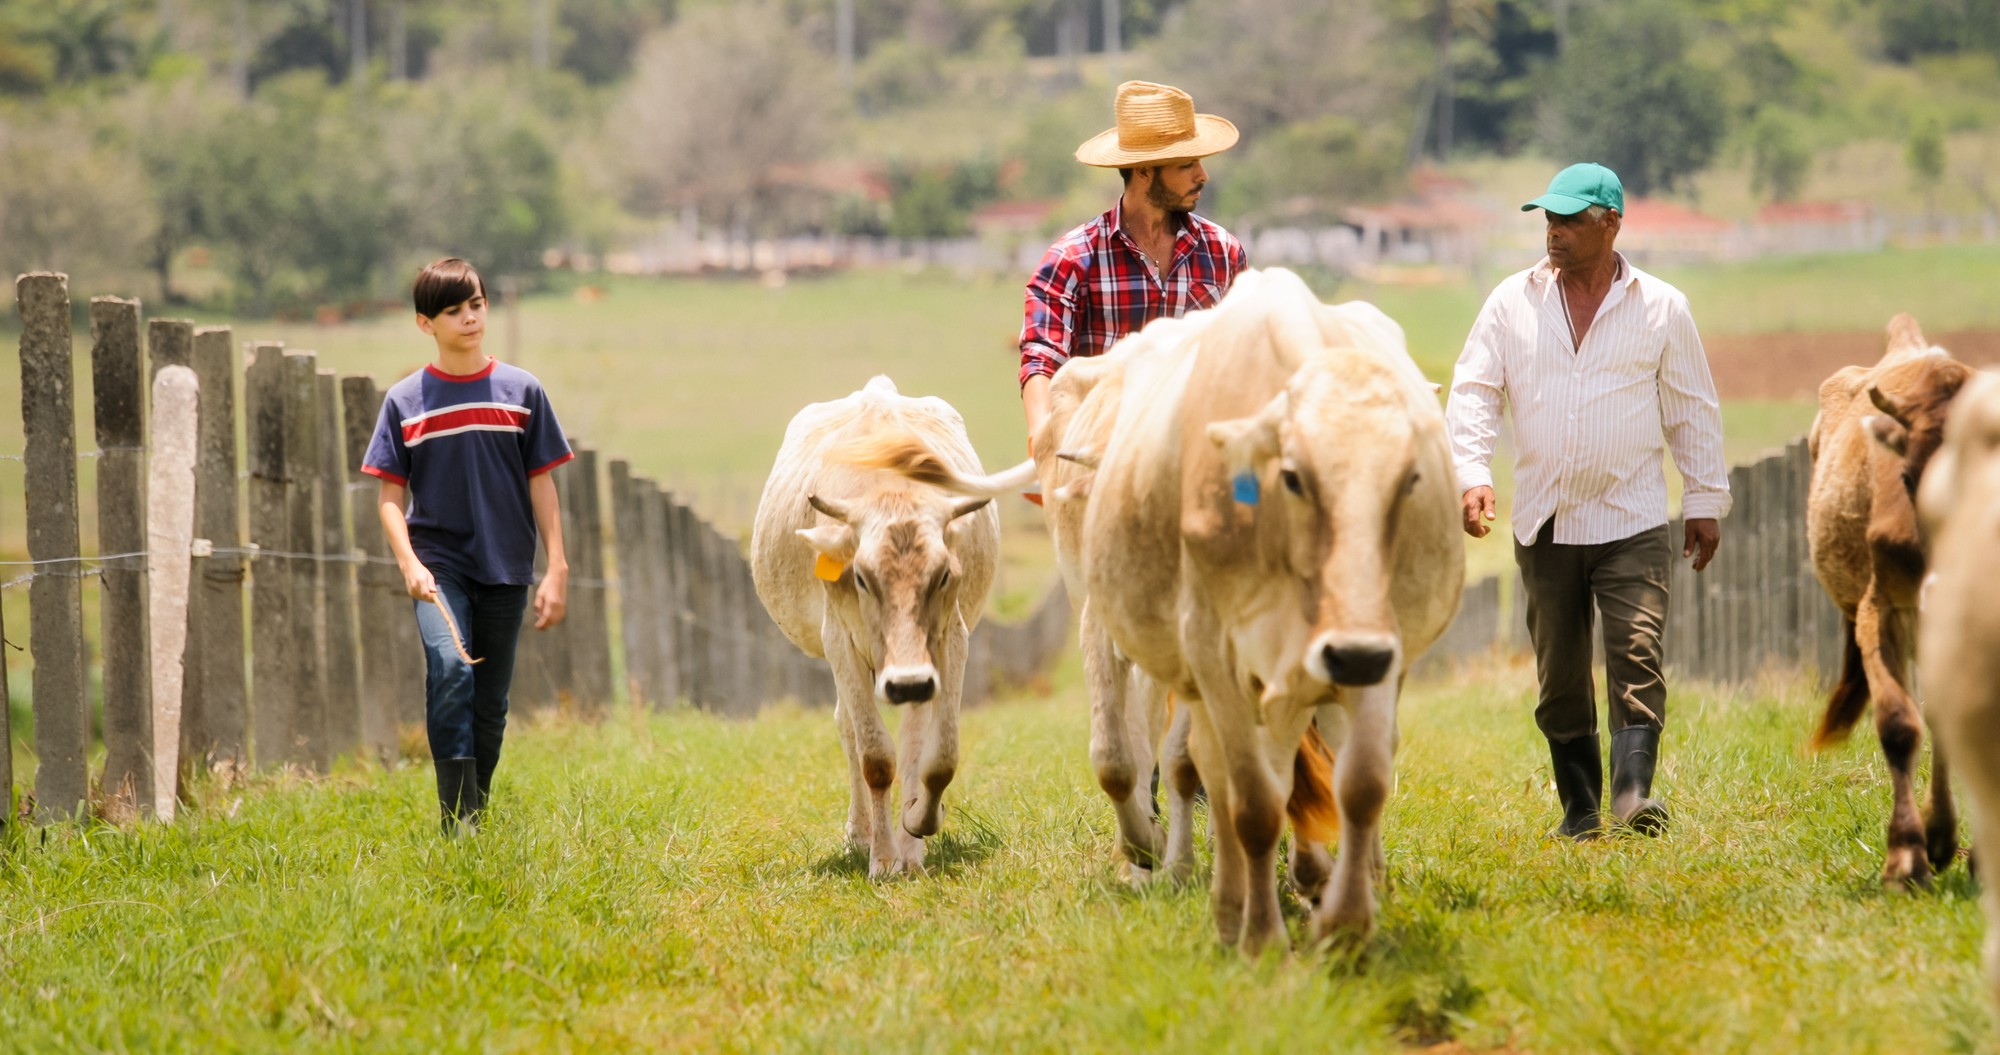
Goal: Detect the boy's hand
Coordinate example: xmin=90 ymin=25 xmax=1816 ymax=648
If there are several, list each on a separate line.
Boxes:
xmin=533 ymin=566 xmax=569 ymax=630
xmin=400 ymin=559 xmax=438 ymax=601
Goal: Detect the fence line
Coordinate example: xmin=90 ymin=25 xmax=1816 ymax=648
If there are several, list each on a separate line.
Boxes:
xmin=4 ymin=273 xmax=1074 ymax=824
xmin=1418 ymin=439 xmax=1841 ymax=687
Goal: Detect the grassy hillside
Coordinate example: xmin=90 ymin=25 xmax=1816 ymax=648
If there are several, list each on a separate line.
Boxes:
xmin=0 ymin=661 xmax=1987 ymax=1052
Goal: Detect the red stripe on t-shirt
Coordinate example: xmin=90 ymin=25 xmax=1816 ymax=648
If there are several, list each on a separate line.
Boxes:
xmin=402 ymin=405 xmax=528 ymax=446
xmin=528 ymin=450 xmax=575 ymax=477
xmin=361 ymin=463 xmax=408 ymax=486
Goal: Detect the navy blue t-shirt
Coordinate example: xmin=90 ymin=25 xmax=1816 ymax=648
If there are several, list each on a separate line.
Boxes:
xmin=362 ymin=358 xmax=572 ymax=586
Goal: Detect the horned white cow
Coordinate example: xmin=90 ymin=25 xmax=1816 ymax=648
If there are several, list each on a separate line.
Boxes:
xmin=844 ymin=305 xmax=1339 ymax=891
xmin=1917 ymin=369 xmax=2000 ymax=1019
xmin=750 ymin=376 xmax=999 ymax=878
xmin=1083 ymin=268 xmax=1461 ymax=954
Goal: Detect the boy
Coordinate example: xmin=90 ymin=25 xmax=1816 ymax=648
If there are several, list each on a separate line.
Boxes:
xmin=363 ymin=257 xmax=573 ymax=835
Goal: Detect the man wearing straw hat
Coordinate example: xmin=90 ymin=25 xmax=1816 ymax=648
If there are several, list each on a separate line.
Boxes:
xmin=1018 ymin=80 xmax=1245 ymax=443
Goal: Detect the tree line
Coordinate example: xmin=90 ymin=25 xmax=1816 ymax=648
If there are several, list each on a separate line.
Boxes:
xmin=0 ymin=0 xmax=1990 ymax=313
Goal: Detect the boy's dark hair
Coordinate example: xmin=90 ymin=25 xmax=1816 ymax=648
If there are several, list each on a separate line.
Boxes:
xmin=413 ymin=258 xmax=486 ymax=318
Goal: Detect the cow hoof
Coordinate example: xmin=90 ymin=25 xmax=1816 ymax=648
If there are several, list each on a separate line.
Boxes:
xmin=1121 ymin=861 xmax=1157 ymax=887
xmin=1881 ymin=846 xmax=1934 ymax=893
xmin=1926 ymin=827 xmax=1959 ymax=876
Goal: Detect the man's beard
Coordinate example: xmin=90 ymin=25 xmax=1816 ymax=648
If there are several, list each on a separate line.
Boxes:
xmin=1147 ymin=177 xmax=1198 ymax=216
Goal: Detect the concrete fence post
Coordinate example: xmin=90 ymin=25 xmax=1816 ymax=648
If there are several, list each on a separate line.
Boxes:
xmin=316 ymin=370 xmax=362 ymax=758
xmin=188 ymin=327 xmax=247 ymax=770
xmin=92 ymin=296 xmax=152 ymax=814
xmin=146 ymin=365 xmax=199 ymax=821
xmin=245 ymin=343 xmax=292 ymax=769
xmin=341 ymin=374 xmax=405 ymax=760
xmin=282 ymin=352 xmax=328 ymax=770
xmin=18 ymin=274 xmax=87 ymax=820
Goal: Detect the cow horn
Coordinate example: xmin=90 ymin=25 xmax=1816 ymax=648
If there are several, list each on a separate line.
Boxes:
xmin=807 ymin=493 xmax=851 ymax=522
xmin=949 ymin=496 xmax=991 ymax=520
xmin=1867 ymin=383 xmax=1912 ymax=427
xmin=1056 ymin=448 xmax=1102 ymax=470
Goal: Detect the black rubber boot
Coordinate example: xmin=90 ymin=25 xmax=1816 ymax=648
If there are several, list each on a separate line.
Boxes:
xmin=435 ymin=757 xmax=479 ymax=837
xmin=1610 ymin=726 xmax=1669 ymax=836
xmin=1548 ymin=733 xmax=1604 ymax=841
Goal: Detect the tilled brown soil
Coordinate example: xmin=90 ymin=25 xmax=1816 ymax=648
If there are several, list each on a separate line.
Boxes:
xmin=1707 ymin=329 xmax=2000 ymax=401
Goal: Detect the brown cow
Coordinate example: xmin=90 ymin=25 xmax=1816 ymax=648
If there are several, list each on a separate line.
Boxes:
xmin=1915 ymin=369 xmax=2000 ymax=1019
xmin=1805 ymin=313 xmax=1968 ymax=890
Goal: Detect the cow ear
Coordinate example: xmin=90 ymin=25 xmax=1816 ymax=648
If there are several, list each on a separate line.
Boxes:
xmin=1867 ymin=383 xmax=1913 ymax=428
xmin=796 ymin=524 xmax=857 ymax=563
xmin=1862 ymin=414 xmax=1908 ymax=457
xmin=1207 ymin=391 xmax=1287 ymax=478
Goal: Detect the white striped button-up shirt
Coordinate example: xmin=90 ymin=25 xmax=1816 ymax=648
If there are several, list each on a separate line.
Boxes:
xmin=1446 ymin=253 xmax=1731 ymax=546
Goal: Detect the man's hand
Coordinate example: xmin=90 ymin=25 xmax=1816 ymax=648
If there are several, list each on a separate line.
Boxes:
xmin=400 ymin=558 xmax=437 ymax=602
xmin=1460 ymin=485 xmax=1497 ymax=538
xmin=1683 ymin=518 xmax=1720 ymax=572
xmin=533 ymin=565 xmax=569 ymax=630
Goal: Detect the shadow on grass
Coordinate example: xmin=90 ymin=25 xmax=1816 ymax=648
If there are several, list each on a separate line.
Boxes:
xmin=1324 ymin=911 xmax=1487 ymax=1048
xmin=806 ymin=804 xmax=1005 ymax=880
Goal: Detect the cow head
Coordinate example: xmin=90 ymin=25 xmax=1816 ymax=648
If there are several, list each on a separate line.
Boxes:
xmin=1863 ymin=353 xmax=1972 ymax=501
xmin=797 ymin=490 xmax=989 ymax=704
xmin=1918 ymin=371 xmax=2000 ymax=543
xmin=1208 ymin=353 xmax=1429 ymax=690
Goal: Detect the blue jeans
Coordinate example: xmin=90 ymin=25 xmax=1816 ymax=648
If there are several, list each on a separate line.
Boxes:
xmin=415 ymin=565 xmax=529 ymax=789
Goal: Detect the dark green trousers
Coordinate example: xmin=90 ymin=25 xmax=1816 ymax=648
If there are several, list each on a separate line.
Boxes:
xmin=1514 ymin=520 xmax=1671 ymax=744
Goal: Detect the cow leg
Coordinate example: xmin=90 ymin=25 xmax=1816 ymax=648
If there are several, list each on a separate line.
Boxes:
xmin=834 ymin=698 xmax=870 ymax=853
xmin=1857 ymin=590 xmax=1931 ymax=890
xmin=901 ymin=621 xmax=964 ymax=844
xmin=826 ymin=638 xmax=899 ymax=879
xmin=1159 ymin=689 xmax=1200 ymax=883
xmin=1083 ymin=601 xmax=1163 ymax=875
xmin=1186 ymin=706 xmax=1248 ymax=947
xmin=1313 ymin=678 xmax=1397 ymax=949
xmin=890 ymin=700 xmax=931 ymax=874
xmin=1925 ymin=733 xmax=1959 ymax=876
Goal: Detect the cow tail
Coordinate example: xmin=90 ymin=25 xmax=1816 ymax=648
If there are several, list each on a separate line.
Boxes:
xmin=1811 ymin=616 xmax=1870 ymax=749
xmin=1287 ymin=722 xmax=1341 ymax=846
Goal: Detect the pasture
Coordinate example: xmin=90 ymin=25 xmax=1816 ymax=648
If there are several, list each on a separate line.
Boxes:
xmin=0 ymin=659 xmax=1987 ymax=1053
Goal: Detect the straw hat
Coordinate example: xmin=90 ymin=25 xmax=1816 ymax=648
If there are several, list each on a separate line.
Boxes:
xmin=1074 ymin=80 xmax=1239 ymax=168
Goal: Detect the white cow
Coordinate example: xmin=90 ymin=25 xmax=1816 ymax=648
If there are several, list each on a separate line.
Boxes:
xmin=1916 ymin=368 xmax=2000 ymax=1017
xmin=1081 ymin=268 xmax=1461 ymax=954
xmin=750 ymin=376 xmax=999 ymax=877
xmin=844 ymin=303 xmax=1340 ymax=891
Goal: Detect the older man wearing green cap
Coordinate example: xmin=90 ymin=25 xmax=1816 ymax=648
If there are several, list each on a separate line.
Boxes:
xmin=1444 ymin=162 xmax=1731 ymax=841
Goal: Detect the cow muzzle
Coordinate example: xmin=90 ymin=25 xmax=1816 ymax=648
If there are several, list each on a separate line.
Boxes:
xmin=1305 ymin=632 xmax=1398 ymax=687
xmin=878 ymin=664 xmax=939 ymax=705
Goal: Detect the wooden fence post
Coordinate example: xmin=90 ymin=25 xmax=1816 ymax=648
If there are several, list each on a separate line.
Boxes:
xmin=146 ymin=365 xmax=199 ymax=821
xmin=189 ymin=327 xmax=247 ymax=768
xmin=283 ymin=352 xmax=328 ymax=770
xmin=18 ymin=274 xmax=87 ymax=820
xmin=341 ymin=374 xmax=404 ymax=760
xmin=316 ymin=370 xmax=362 ymax=758
xmin=609 ymin=460 xmax=647 ymax=707
xmin=245 ymin=343 xmax=292 ymax=769
xmin=638 ymin=482 xmax=670 ymax=703
xmin=571 ymin=447 xmax=612 ymax=712
xmin=92 ymin=296 xmax=152 ymax=813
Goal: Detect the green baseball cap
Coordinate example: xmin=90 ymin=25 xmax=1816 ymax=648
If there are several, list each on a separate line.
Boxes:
xmin=1521 ymin=162 xmax=1625 ymax=215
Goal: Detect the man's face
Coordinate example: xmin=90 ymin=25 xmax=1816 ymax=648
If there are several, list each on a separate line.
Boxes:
xmin=1145 ymin=157 xmax=1209 ymax=214
xmin=417 ymin=289 xmax=488 ymax=354
xmin=1545 ymin=207 xmax=1619 ymax=270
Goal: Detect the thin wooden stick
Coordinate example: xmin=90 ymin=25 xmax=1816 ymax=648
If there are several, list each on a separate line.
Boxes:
xmin=425 ymin=595 xmax=483 ymax=665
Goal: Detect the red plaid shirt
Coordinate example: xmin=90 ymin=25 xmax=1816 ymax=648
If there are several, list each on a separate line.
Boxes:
xmin=1018 ymin=202 xmax=1248 ymax=388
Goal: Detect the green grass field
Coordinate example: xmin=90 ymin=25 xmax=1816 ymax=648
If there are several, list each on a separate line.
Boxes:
xmin=1 ymin=660 xmax=1990 ymax=1053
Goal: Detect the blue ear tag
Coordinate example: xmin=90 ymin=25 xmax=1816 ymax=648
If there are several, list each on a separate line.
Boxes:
xmin=1232 ymin=470 xmax=1261 ymax=505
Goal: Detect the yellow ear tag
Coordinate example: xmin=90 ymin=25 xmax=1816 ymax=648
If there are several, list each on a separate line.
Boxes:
xmin=813 ymin=552 xmax=847 ymax=581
